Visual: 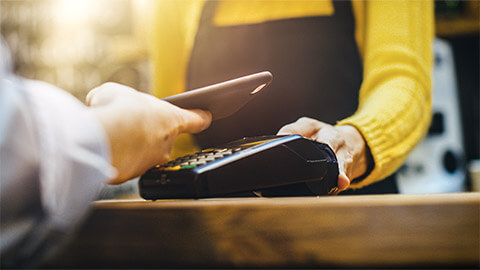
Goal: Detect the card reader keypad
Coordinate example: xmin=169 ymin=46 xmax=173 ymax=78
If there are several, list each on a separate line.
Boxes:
xmin=154 ymin=147 xmax=246 ymax=172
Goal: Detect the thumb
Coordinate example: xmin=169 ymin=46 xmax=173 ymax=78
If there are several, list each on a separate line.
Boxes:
xmin=335 ymin=151 xmax=351 ymax=191
xmin=177 ymin=109 xmax=212 ymax=134
xmin=337 ymin=171 xmax=350 ymax=191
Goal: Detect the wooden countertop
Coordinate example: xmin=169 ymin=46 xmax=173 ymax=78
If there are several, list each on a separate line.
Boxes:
xmin=47 ymin=192 xmax=480 ymax=268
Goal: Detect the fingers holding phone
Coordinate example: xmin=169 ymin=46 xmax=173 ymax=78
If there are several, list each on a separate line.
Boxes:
xmin=87 ymin=82 xmax=212 ymax=184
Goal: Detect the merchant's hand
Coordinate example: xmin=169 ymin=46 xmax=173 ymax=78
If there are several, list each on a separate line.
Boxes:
xmin=86 ymin=82 xmax=212 ymax=184
xmin=277 ymin=117 xmax=371 ymax=191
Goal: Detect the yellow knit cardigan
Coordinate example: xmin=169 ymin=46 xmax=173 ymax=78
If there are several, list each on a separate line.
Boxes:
xmin=149 ymin=0 xmax=434 ymax=189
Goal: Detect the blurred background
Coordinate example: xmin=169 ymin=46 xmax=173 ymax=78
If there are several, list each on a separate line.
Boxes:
xmin=1 ymin=0 xmax=479 ymax=196
xmin=1 ymin=0 xmax=152 ymax=100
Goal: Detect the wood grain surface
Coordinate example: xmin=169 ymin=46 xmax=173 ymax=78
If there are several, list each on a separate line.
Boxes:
xmin=47 ymin=193 xmax=480 ymax=268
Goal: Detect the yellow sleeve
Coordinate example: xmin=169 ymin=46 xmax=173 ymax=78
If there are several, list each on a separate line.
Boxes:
xmin=338 ymin=0 xmax=434 ymax=189
xmin=151 ymin=0 xmax=205 ymax=98
xmin=150 ymin=0 xmax=206 ymax=159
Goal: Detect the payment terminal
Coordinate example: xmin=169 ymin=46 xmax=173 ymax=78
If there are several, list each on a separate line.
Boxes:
xmin=139 ymin=135 xmax=339 ymax=199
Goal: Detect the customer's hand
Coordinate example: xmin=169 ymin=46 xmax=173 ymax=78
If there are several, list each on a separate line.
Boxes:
xmin=86 ymin=83 xmax=212 ymax=184
xmin=277 ymin=117 xmax=370 ymax=191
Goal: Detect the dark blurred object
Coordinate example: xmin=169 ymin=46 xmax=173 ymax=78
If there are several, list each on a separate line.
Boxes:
xmin=429 ymin=112 xmax=445 ymax=135
xmin=443 ymin=35 xmax=479 ymax=162
xmin=436 ymin=0 xmax=479 ymax=36
xmin=435 ymin=0 xmax=465 ymax=18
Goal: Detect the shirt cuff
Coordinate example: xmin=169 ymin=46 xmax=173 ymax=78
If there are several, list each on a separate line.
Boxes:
xmin=24 ymin=79 xmax=116 ymax=230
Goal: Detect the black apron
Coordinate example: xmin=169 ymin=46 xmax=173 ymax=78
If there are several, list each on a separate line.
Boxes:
xmin=185 ymin=0 xmax=398 ymax=194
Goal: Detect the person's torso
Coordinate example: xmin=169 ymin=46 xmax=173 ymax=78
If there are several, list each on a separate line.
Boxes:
xmin=187 ymin=0 xmax=363 ymax=148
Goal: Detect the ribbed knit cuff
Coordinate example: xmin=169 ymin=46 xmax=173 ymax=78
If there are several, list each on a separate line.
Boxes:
xmin=337 ymin=112 xmax=392 ymax=189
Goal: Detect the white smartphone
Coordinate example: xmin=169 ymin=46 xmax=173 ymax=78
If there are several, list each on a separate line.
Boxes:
xmin=163 ymin=71 xmax=273 ymax=120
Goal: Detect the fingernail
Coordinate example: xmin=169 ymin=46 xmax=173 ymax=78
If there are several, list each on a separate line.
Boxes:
xmin=338 ymin=172 xmax=350 ymax=191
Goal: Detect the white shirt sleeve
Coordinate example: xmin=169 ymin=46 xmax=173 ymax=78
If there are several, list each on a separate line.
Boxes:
xmin=0 ymin=41 xmax=115 ymax=266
